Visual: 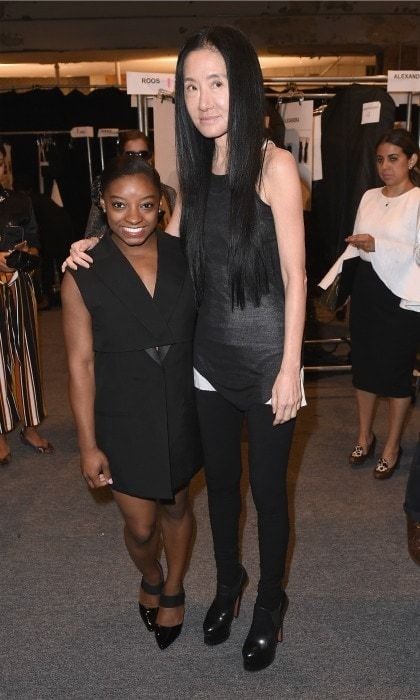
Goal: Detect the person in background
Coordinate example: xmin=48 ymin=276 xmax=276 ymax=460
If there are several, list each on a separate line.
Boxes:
xmin=405 ymin=435 xmax=420 ymax=565
xmin=85 ymin=130 xmax=176 ymax=238
xmin=346 ymin=128 xmax=420 ymax=479
xmin=13 ymin=176 xmax=76 ymax=310
xmin=0 ymin=140 xmax=53 ymax=464
xmin=61 ymin=155 xmax=201 ymax=650
xmin=404 ymin=231 xmax=420 ymax=565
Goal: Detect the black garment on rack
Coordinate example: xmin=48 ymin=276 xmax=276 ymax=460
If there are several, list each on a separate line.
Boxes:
xmin=317 ymin=84 xmax=395 ymax=270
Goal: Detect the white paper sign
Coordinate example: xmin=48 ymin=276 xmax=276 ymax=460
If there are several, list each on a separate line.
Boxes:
xmin=126 ymin=72 xmax=175 ymax=96
xmin=280 ymin=100 xmax=314 ymax=210
xmin=70 ymin=126 xmax=94 ymax=138
xmin=361 ymin=101 xmax=381 ymax=124
xmin=387 ymin=70 xmax=420 ymax=92
xmin=97 ymin=128 xmax=119 ymax=138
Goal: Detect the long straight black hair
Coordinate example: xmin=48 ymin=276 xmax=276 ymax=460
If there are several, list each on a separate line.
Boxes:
xmin=175 ymin=25 xmax=267 ymax=308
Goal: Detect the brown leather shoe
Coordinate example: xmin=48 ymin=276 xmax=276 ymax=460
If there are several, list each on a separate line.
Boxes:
xmin=349 ymin=434 xmax=376 ymax=466
xmin=407 ymin=518 xmax=420 ymax=565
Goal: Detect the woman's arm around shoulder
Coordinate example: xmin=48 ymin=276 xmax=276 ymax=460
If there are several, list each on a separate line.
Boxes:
xmin=261 ymin=145 xmax=307 ymax=425
xmin=61 ymin=273 xmax=112 ymax=488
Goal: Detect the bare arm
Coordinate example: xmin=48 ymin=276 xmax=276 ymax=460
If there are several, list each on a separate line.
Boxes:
xmin=262 ymin=146 xmax=307 ymax=424
xmin=165 ymin=196 xmax=181 ymax=237
xmin=61 ymin=273 xmax=112 ymax=488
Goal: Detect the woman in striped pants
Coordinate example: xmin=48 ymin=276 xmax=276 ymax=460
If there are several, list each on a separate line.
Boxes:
xmin=0 ymin=141 xmax=53 ymax=464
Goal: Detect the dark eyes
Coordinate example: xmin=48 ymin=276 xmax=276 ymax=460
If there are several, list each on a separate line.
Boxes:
xmin=376 ymin=156 xmax=399 ymax=164
xmin=110 ymin=201 xmax=156 ymax=210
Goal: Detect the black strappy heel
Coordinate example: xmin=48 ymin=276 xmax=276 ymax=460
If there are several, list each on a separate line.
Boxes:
xmin=138 ymin=560 xmax=164 ymax=632
xmin=154 ymin=589 xmax=185 ymax=650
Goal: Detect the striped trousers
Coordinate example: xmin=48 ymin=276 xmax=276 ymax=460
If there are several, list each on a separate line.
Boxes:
xmin=0 ymin=272 xmax=46 ymax=434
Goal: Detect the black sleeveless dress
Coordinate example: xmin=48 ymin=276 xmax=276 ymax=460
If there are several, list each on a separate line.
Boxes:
xmin=71 ymin=231 xmax=201 ymax=500
xmin=194 ymin=174 xmax=285 ymax=410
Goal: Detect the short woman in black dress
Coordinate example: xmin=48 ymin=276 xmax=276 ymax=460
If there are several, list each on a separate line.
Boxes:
xmin=61 ymin=156 xmax=201 ymax=650
xmin=346 ymin=129 xmax=420 ymax=478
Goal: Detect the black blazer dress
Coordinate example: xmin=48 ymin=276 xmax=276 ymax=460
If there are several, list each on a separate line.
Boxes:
xmin=71 ymin=230 xmax=201 ymax=500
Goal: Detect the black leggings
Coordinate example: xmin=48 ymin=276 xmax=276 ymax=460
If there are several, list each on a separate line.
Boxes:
xmin=196 ymin=390 xmax=295 ymax=610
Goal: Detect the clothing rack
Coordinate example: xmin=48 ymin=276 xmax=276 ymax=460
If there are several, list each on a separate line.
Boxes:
xmin=0 ymin=128 xmax=94 ymax=187
xmin=263 ymin=75 xmax=419 ymax=131
xmin=1 ymin=76 xmax=418 ymax=130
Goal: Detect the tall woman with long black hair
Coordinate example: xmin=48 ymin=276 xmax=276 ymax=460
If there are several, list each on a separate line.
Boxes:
xmin=170 ymin=25 xmax=306 ymax=672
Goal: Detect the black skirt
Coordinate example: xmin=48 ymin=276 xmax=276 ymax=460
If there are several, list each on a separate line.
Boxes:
xmin=349 ymin=260 xmax=419 ymax=397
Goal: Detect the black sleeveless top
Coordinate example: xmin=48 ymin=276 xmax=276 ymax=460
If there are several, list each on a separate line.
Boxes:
xmin=194 ymin=174 xmax=285 ymax=409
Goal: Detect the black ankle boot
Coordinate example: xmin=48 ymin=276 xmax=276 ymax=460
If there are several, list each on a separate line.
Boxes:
xmin=203 ymin=565 xmax=248 ymax=646
xmin=242 ymin=593 xmax=289 ymax=672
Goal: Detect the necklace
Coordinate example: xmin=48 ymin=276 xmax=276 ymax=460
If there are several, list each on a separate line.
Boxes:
xmin=382 ymin=185 xmax=414 ymax=207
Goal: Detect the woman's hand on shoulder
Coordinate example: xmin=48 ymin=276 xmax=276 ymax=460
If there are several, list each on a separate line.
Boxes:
xmin=61 ymin=237 xmax=99 ymax=272
xmin=345 ymin=233 xmax=375 ymax=252
xmin=80 ymin=447 xmax=113 ymax=489
xmin=271 ymin=367 xmax=302 ymax=426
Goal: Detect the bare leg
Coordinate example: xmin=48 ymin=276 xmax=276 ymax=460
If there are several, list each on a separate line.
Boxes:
xmin=157 ymin=487 xmax=192 ymax=626
xmin=22 ymin=426 xmax=51 ymax=451
xmin=355 ymin=388 xmax=377 ymax=452
xmin=381 ymin=396 xmax=411 ymax=464
xmin=112 ymin=491 xmax=161 ymax=609
xmin=0 ymin=434 xmax=10 ymax=461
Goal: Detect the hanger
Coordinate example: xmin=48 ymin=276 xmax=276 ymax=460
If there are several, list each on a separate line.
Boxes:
xmin=156 ymin=89 xmax=175 ymax=104
xmin=276 ymin=83 xmax=305 ymax=105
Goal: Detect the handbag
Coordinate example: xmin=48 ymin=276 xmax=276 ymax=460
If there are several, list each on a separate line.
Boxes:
xmin=6 ymin=248 xmax=41 ymax=272
xmin=0 ymin=224 xmax=24 ymax=252
xmin=320 ymin=256 xmax=360 ymax=311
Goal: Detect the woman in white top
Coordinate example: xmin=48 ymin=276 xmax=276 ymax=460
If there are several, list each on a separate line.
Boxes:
xmin=345 ymin=128 xmax=420 ymax=479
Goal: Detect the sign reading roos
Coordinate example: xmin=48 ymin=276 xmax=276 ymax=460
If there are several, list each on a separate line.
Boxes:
xmin=126 ymin=72 xmax=175 ymax=96
xmin=387 ymin=70 xmax=420 ymax=92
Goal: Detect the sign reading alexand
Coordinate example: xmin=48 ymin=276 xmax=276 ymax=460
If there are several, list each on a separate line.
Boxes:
xmin=387 ymin=70 xmax=420 ymax=92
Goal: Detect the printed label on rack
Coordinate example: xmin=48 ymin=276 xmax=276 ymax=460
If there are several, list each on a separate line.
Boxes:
xmin=361 ymin=101 xmax=381 ymax=124
xmin=387 ymin=70 xmax=420 ymax=92
xmin=126 ymin=72 xmax=175 ymax=95
xmin=70 ymin=126 xmax=94 ymax=138
xmin=98 ymin=128 xmax=119 ymax=138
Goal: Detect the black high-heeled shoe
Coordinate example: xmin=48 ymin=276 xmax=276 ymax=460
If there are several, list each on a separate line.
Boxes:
xmin=154 ymin=589 xmax=185 ymax=650
xmin=242 ymin=593 xmax=289 ymax=672
xmin=203 ymin=564 xmax=248 ymax=646
xmin=138 ymin=561 xmax=164 ymax=632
